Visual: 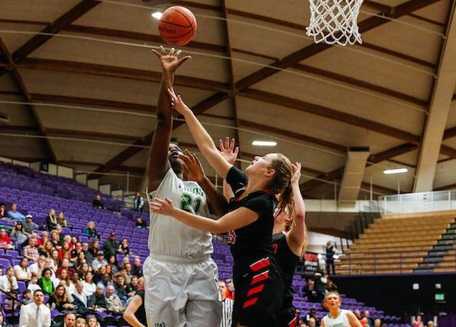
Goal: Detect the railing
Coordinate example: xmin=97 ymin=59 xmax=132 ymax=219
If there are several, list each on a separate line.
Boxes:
xmin=336 ymin=249 xmax=456 ymax=275
xmin=379 ymin=190 xmax=456 ymax=215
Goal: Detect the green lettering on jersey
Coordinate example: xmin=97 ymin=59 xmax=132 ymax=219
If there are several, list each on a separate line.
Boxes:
xmin=180 ymin=192 xmax=202 ymax=214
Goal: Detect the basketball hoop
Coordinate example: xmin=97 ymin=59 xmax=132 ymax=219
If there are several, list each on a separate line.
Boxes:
xmin=306 ymin=0 xmax=363 ymax=46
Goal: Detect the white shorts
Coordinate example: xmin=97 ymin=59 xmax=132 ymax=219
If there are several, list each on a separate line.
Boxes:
xmin=144 ymin=255 xmax=221 ymax=327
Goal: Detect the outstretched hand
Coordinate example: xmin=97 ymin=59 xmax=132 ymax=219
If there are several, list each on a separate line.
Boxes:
xmin=181 ymin=150 xmax=206 ymax=183
xmin=219 ymin=137 xmax=239 ymax=165
xmin=168 ymin=87 xmax=191 ymax=115
xmin=290 ymin=162 xmax=302 ymax=185
xmin=149 ymin=197 xmax=176 ymax=216
xmin=152 ymin=46 xmax=191 ymax=74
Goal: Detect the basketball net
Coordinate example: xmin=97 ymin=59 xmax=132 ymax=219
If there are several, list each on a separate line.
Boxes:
xmin=306 ymin=0 xmax=363 ymax=46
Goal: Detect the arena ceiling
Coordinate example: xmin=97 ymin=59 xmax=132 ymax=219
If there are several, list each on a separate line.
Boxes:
xmin=0 ymin=0 xmax=456 ymax=200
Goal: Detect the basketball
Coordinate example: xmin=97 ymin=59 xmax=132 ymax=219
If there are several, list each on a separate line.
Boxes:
xmin=159 ymin=6 xmax=197 ymax=46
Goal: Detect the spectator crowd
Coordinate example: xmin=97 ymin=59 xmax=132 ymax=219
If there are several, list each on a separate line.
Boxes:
xmin=0 ymin=198 xmax=145 ymax=327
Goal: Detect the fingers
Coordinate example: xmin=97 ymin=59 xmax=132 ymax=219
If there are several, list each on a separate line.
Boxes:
xmin=229 ymin=137 xmax=236 ymax=151
xmin=233 ymin=146 xmax=239 ymax=158
xmin=219 ymin=139 xmax=225 ymax=152
xmin=176 ymin=55 xmax=191 ymax=68
xmin=224 ymin=137 xmax=231 ymax=150
xmin=151 ymin=49 xmax=161 ymax=58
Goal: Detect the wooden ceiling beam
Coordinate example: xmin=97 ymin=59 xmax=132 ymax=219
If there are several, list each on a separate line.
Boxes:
xmin=0 ymin=38 xmax=56 ymax=161
xmin=240 ymin=89 xmax=421 ymax=143
xmin=87 ymin=92 xmax=229 ymax=178
xmin=12 ymin=0 xmax=101 ymax=63
xmin=19 ymin=56 xmax=425 ymax=109
xmin=238 ymin=119 xmax=347 ymax=153
xmin=234 ymin=0 xmax=440 ymax=91
xmin=20 ymin=57 xmax=229 ymax=92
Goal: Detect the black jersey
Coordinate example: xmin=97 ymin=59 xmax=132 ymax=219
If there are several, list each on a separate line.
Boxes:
xmin=225 ymin=166 xmax=275 ymax=274
xmin=272 ymin=232 xmax=299 ymax=308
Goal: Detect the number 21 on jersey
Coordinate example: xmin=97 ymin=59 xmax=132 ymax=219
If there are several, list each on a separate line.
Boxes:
xmin=180 ymin=192 xmax=202 ymax=214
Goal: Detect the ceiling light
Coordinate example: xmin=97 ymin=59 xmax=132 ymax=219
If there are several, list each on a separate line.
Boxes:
xmin=252 ymin=140 xmax=277 ymax=147
xmin=151 ymin=11 xmax=163 ymax=20
xmin=383 ymin=168 xmax=408 ymax=175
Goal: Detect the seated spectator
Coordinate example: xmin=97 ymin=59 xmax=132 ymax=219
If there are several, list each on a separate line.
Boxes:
xmin=38 ymin=231 xmax=50 ymax=247
xmin=57 ymin=211 xmax=68 ymax=228
xmin=46 ymin=208 xmax=58 ymax=231
xmin=27 ymin=273 xmax=41 ymax=292
xmin=133 ymin=192 xmax=145 ymax=213
xmin=22 ymin=289 xmax=33 ymax=305
xmin=76 ymin=317 xmax=87 ymax=327
xmin=308 ymin=317 xmax=317 ymax=327
xmin=23 ymin=215 xmax=38 ymax=235
xmin=49 ymin=284 xmax=75 ymax=312
xmin=0 ymin=203 xmax=6 ymax=218
xmin=23 ymin=236 xmax=39 ymax=262
xmin=7 ymin=202 xmax=26 ymax=221
xmin=71 ymin=281 xmax=89 ymax=315
xmin=82 ymin=271 xmax=96 ymax=297
xmin=135 ymin=217 xmax=147 ymax=229
xmin=103 ymin=232 xmax=118 ymax=260
xmin=83 ymin=222 xmax=100 ymax=241
xmin=363 ymin=310 xmax=373 ymax=327
xmin=412 ymin=315 xmax=424 ymax=327
xmin=131 ymin=256 xmax=143 ymax=277
xmin=14 ymin=258 xmax=32 ymax=281
xmin=92 ymin=194 xmax=104 ymax=209
xmin=88 ymin=285 xmax=108 ymax=311
xmin=0 ymin=228 xmax=14 ymax=249
xmin=305 ymin=278 xmax=323 ymax=302
xmin=117 ymin=238 xmax=130 ymax=256
xmin=113 ymin=273 xmax=129 ymax=303
xmin=50 ymin=230 xmax=61 ymax=247
xmin=92 ymin=251 xmax=108 ymax=271
xmin=38 ymin=240 xmax=54 ymax=258
xmin=38 ymin=268 xmax=55 ymax=296
xmin=30 ymin=255 xmax=47 ymax=277
xmin=56 ymin=312 xmax=76 ymax=327
xmin=105 ymin=284 xmax=125 ymax=313
xmin=305 ymin=308 xmax=319 ymax=326
xmin=11 ymin=222 xmax=28 ymax=248
xmin=0 ymin=266 xmax=19 ymax=294
xmin=86 ymin=315 xmax=101 ymax=327
xmin=374 ymin=319 xmax=383 ymax=327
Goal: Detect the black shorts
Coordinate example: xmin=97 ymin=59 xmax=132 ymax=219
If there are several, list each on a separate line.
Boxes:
xmin=232 ymin=257 xmax=284 ymax=327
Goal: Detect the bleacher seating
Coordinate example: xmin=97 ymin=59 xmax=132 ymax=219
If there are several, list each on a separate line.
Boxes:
xmin=0 ymin=161 xmax=404 ymax=324
xmin=337 ymin=215 xmax=456 ymax=274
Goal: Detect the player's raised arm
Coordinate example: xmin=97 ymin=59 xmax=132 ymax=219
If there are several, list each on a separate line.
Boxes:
xmin=168 ymin=89 xmax=232 ymax=178
xmin=288 ymin=162 xmax=307 ymax=255
xmin=148 ymin=47 xmax=190 ymax=191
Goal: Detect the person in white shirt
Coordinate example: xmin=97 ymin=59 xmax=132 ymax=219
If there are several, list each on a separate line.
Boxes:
xmin=82 ymin=272 xmax=96 ymax=297
xmin=91 ymin=252 xmax=107 ymax=271
xmin=29 ymin=256 xmax=47 ymax=278
xmin=321 ymin=292 xmax=362 ymax=327
xmin=0 ymin=267 xmax=18 ymax=293
xmin=19 ymin=289 xmax=51 ymax=327
xmin=27 ymin=274 xmax=41 ymax=292
xmin=14 ymin=258 xmax=32 ymax=281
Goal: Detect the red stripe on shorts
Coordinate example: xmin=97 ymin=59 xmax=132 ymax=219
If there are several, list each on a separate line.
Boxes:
xmin=246 ymin=284 xmax=265 ymax=297
xmin=249 ymin=257 xmax=271 ymax=272
xmin=250 ymin=270 xmax=269 ymax=285
xmin=242 ymin=297 xmax=258 ymax=309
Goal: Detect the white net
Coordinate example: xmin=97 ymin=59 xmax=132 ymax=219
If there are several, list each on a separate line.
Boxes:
xmin=306 ymin=0 xmax=364 ymax=46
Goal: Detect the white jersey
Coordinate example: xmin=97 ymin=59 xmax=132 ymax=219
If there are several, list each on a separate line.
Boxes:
xmin=147 ymin=168 xmax=213 ymax=260
xmin=322 ymin=310 xmax=351 ymax=327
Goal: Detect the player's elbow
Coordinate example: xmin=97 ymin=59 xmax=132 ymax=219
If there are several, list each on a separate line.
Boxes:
xmin=122 ymin=311 xmax=132 ymax=322
xmin=294 ymin=212 xmax=306 ymax=222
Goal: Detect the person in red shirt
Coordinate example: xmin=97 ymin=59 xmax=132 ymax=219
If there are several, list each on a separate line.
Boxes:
xmin=0 ymin=228 xmax=13 ymax=249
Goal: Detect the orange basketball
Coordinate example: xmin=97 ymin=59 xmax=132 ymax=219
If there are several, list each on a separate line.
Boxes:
xmin=159 ymin=6 xmax=197 ymax=46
